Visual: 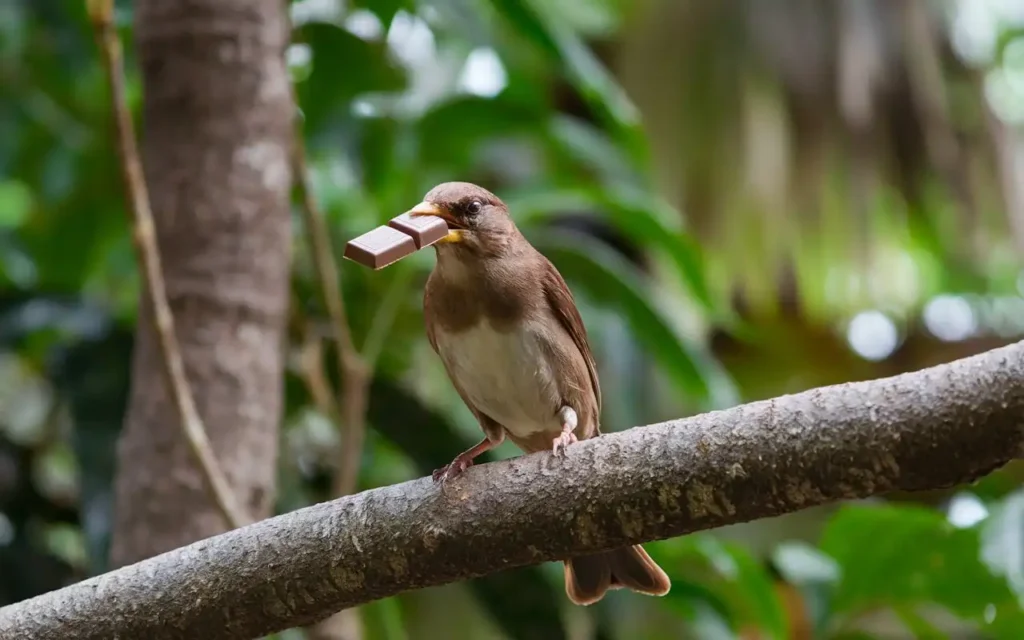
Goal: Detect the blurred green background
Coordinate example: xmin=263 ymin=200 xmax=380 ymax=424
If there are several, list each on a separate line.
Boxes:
xmin=3 ymin=0 xmax=1024 ymax=638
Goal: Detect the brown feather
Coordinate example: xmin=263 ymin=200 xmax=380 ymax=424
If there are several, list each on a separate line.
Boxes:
xmin=540 ymin=256 xmax=602 ymax=417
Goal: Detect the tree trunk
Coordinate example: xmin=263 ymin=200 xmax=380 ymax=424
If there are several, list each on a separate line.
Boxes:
xmin=110 ymin=0 xmax=293 ymax=566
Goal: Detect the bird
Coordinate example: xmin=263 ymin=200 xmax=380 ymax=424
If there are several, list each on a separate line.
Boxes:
xmin=407 ymin=181 xmax=671 ymax=606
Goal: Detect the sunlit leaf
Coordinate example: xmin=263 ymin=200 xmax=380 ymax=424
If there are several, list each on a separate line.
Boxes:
xmin=0 ymin=180 xmax=32 ymax=228
xmin=819 ymin=503 xmax=1024 ymax=639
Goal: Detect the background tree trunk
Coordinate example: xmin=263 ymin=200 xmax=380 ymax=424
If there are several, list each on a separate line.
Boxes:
xmin=110 ymin=0 xmax=293 ymax=566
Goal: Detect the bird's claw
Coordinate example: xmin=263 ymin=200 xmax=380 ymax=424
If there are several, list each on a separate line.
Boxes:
xmin=552 ymin=406 xmax=579 ymax=458
xmin=551 ymin=428 xmax=578 ymax=458
xmin=432 ymin=456 xmax=472 ymax=484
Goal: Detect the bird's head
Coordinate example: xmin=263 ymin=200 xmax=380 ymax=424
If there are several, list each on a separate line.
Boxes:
xmin=406 ymin=182 xmax=518 ymax=258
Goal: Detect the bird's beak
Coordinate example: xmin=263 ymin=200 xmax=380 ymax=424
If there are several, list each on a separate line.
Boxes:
xmin=407 ymin=201 xmax=464 ymax=244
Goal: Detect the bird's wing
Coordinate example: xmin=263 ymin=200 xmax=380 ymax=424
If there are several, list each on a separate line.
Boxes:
xmin=540 ymin=256 xmax=602 ymax=415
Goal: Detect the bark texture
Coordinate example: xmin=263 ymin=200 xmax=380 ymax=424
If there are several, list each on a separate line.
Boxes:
xmin=4 ymin=341 xmax=1023 ymax=640
xmin=110 ymin=0 xmax=292 ymax=566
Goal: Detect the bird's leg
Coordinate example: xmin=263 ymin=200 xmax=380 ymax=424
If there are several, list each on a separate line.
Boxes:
xmin=552 ymin=406 xmax=579 ymax=457
xmin=433 ymin=434 xmax=502 ymax=484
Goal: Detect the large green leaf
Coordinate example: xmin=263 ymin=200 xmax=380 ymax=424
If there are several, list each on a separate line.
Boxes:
xmin=819 ymin=503 xmax=1024 ymax=638
xmin=528 ymin=228 xmax=713 ymax=404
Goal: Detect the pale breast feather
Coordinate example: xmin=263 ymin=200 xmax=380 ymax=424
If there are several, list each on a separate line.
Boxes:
xmin=433 ymin=317 xmax=563 ymax=438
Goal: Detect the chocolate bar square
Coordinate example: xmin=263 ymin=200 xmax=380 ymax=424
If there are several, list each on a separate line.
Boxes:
xmin=388 ymin=213 xmax=449 ymax=249
xmin=343 ymin=226 xmax=417 ymax=270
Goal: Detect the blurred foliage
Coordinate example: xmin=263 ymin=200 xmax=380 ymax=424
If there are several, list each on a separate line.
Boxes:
xmin=2 ymin=0 xmax=1024 ymax=638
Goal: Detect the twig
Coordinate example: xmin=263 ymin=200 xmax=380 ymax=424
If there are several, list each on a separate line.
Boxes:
xmin=87 ymin=0 xmax=249 ymax=529
xmin=298 ymin=327 xmax=340 ymax=419
xmin=291 ymin=133 xmax=369 ymax=499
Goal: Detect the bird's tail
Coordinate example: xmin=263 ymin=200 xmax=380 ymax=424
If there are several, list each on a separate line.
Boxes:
xmin=563 ymin=544 xmax=671 ymax=606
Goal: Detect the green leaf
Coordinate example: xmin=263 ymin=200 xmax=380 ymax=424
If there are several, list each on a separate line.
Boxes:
xmin=653 ymin=535 xmax=787 ymax=639
xmin=484 ymin=0 xmax=646 ymax=161
xmin=894 ymin=605 xmax=947 ymax=639
xmin=529 ymin=229 xmax=713 ymax=411
xmin=661 ymin=577 xmax=736 ymax=625
xmin=294 ymin=22 xmax=406 ymax=134
xmin=547 ymin=115 xmax=641 ymax=188
xmin=0 ymin=180 xmax=32 ymax=227
xmin=694 ymin=537 xmax=788 ymax=640
xmin=819 ymin=503 xmax=1024 ymax=638
xmin=415 ymin=96 xmax=541 ymax=171
xmin=19 ymin=147 xmax=126 ymax=291
xmin=507 ymin=186 xmax=716 ymax=313
xmin=366 ymin=596 xmax=410 ymax=640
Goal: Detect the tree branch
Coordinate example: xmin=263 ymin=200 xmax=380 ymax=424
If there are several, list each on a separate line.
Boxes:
xmin=87 ymin=0 xmax=249 ymax=529
xmin=3 ymin=341 xmax=1024 ymax=640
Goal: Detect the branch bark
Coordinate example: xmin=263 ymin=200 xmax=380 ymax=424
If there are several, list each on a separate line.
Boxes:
xmin=3 ymin=341 xmax=1023 ymax=640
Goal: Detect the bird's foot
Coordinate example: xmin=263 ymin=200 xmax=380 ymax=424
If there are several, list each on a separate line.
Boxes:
xmin=551 ymin=429 xmax=578 ymax=457
xmin=432 ymin=455 xmax=473 ymax=484
xmin=552 ymin=406 xmax=579 ymax=458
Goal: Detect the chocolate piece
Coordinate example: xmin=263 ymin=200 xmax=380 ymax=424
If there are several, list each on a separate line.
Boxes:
xmin=344 ymin=226 xmax=417 ymax=269
xmin=388 ymin=213 xmax=449 ymax=249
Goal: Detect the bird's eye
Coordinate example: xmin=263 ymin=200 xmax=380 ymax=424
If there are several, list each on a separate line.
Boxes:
xmin=466 ymin=200 xmax=483 ymax=215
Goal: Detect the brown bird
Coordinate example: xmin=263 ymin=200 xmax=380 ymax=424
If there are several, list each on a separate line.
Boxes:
xmin=408 ymin=181 xmax=671 ymax=606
